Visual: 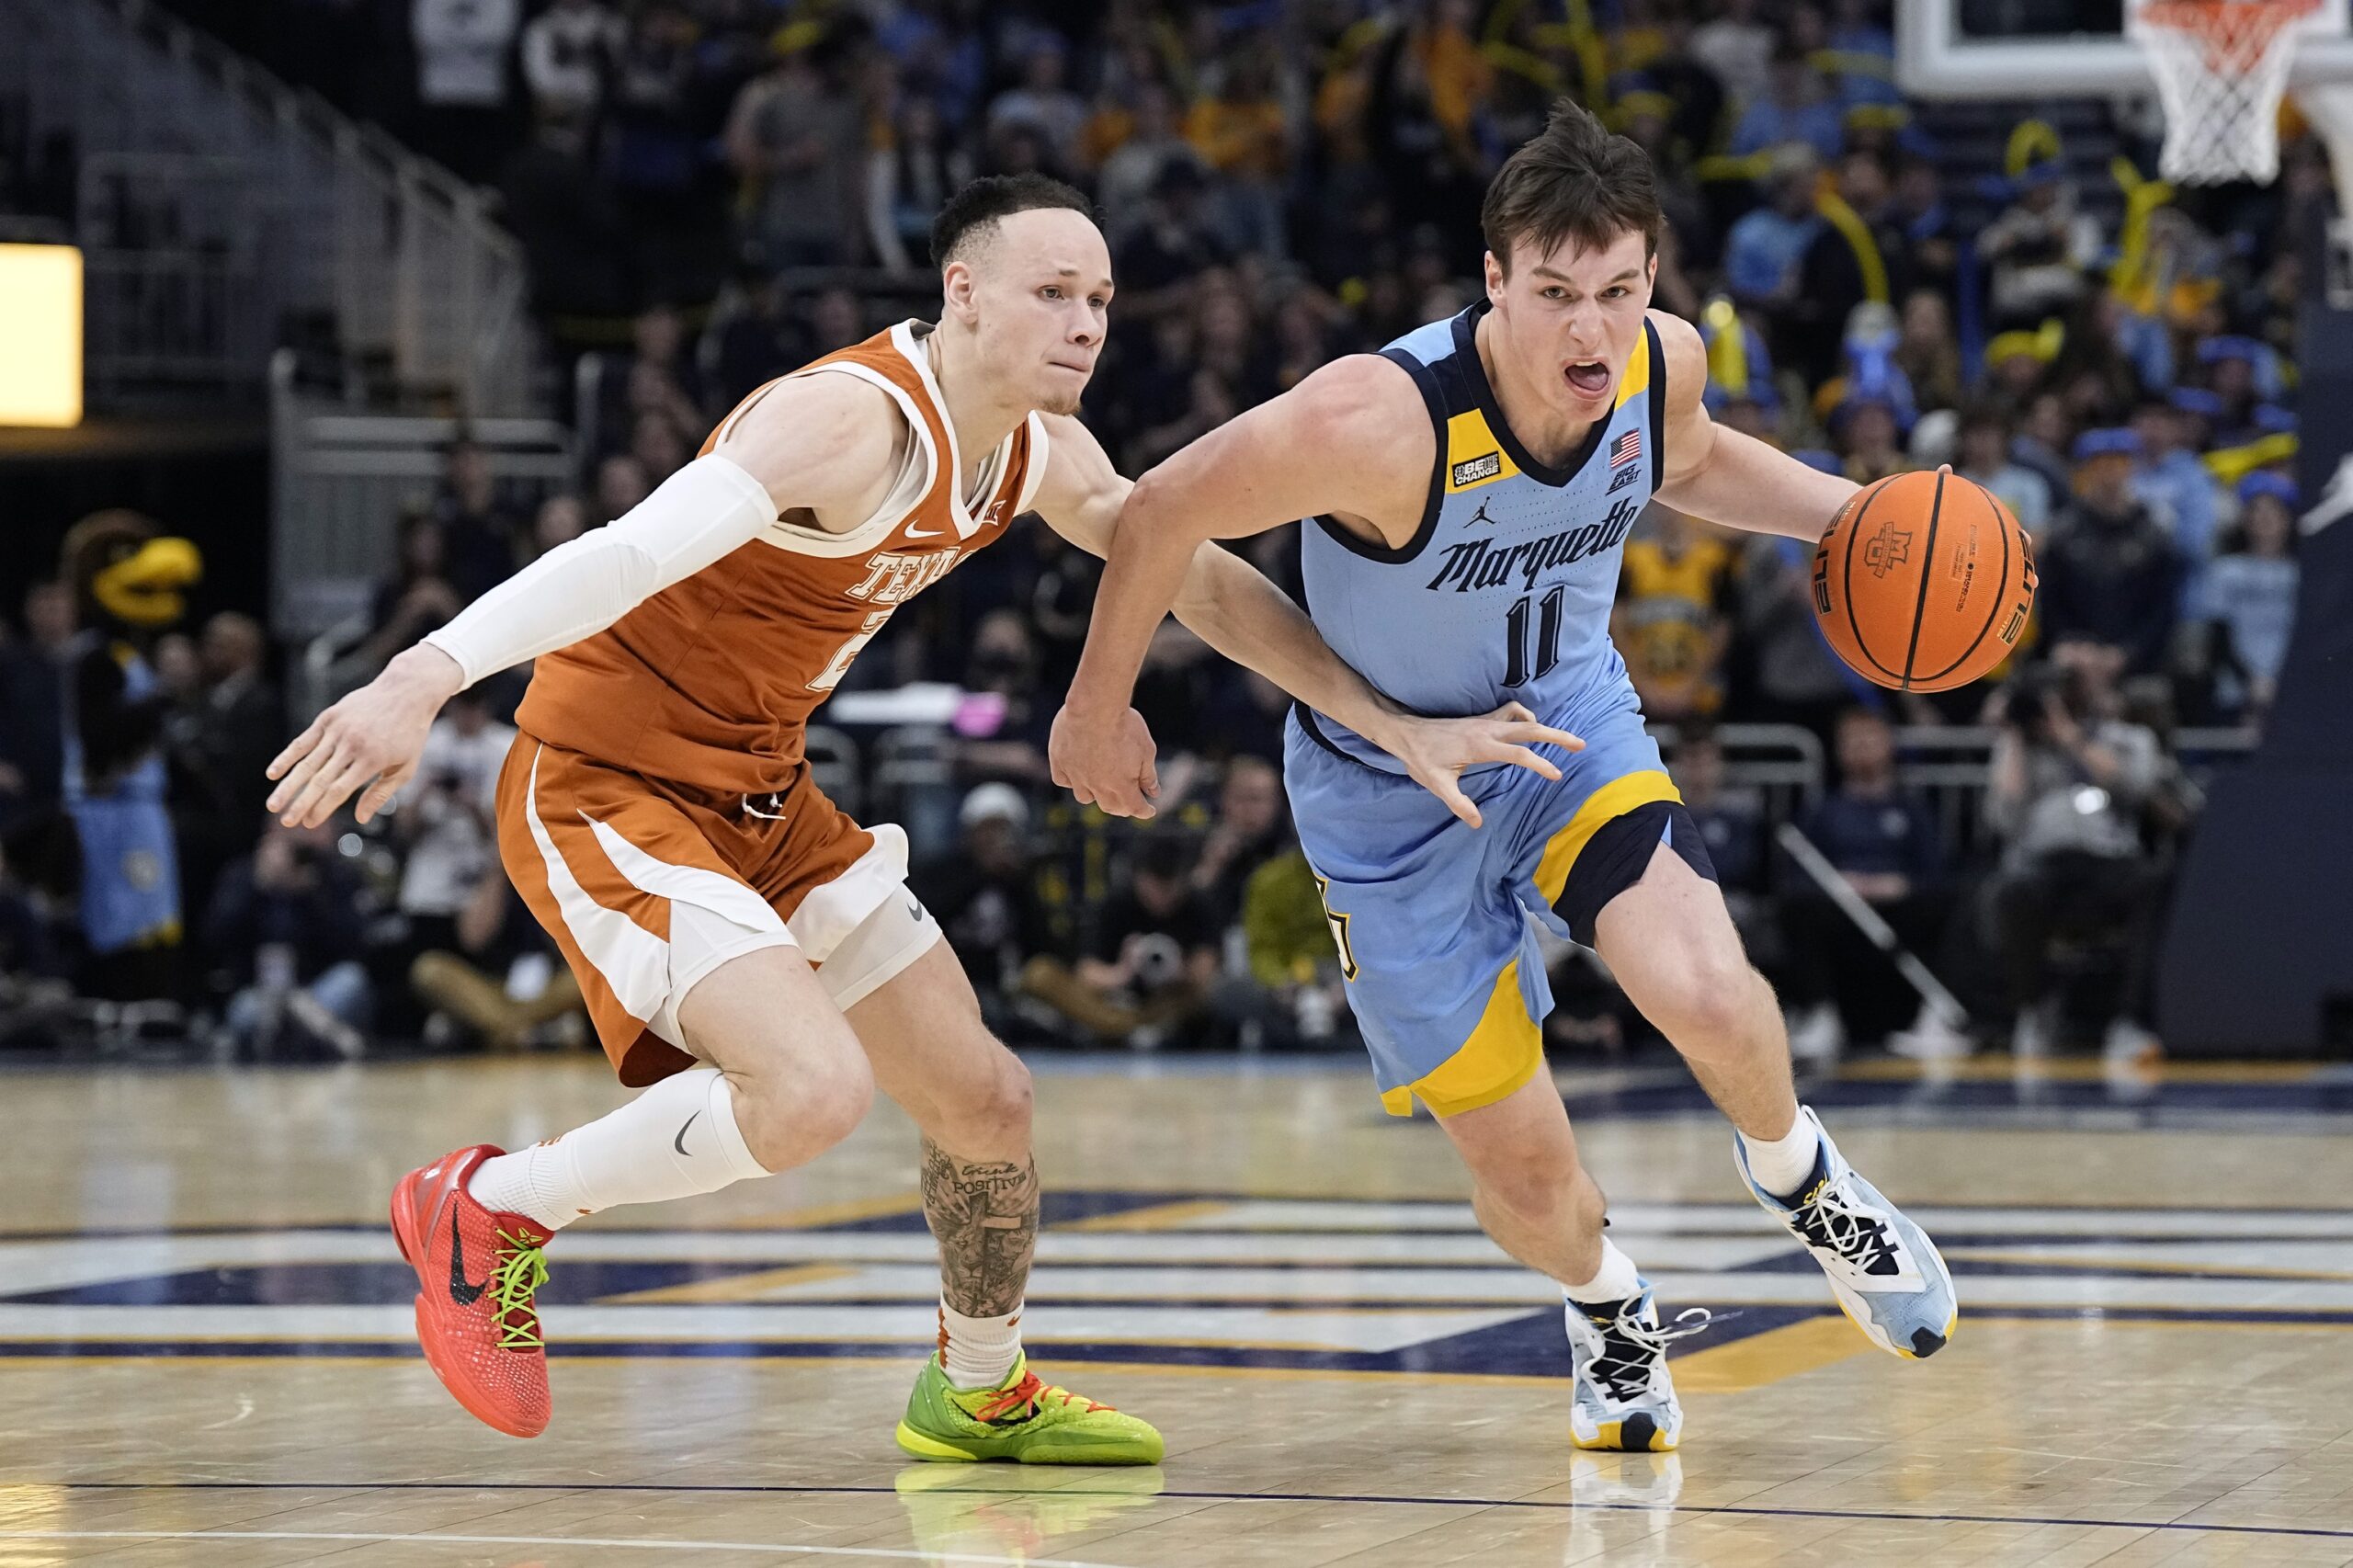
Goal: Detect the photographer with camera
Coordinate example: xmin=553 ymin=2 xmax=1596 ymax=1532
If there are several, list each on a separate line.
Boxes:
xmin=390 ymin=687 xmax=517 ymax=1039
xmin=1983 ymin=639 xmax=2171 ymax=1062
xmin=204 ymin=820 xmax=371 ymax=1057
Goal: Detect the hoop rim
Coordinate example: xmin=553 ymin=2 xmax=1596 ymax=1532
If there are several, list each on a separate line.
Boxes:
xmin=2139 ymin=0 xmax=2321 ymax=38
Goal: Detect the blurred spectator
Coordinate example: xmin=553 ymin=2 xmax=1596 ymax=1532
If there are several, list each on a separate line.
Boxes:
xmin=1190 ymin=756 xmax=1289 ymax=928
xmin=1722 ymin=149 xmax=1820 ymax=318
xmin=1097 ymin=81 xmax=1199 ymax=239
xmin=165 ymin=613 xmax=283 ymax=921
xmin=704 ymin=273 xmax=818 ymax=405
xmin=913 ymin=783 xmax=1051 ymax=1031
xmin=2130 ymin=396 xmax=2222 ymax=571
xmin=391 ymin=687 xmax=514 ymax=965
xmin=410 ymin=874 xmax=585 ymax=1051
xmin=433 ymin=438 xmax=525 ymax=601
xmin=1691 ymin=0 xmax=1776 ymax=111
xmin=520 ymin=0 xmax=621 ymax=121
xmin=0 ymin=837 xmax=68 ymax=1051
xmin=808 ymin=286 xmax=869 ymax=356
xmin=1733 ymin=534 xmax=1857 ymax=738
xmin=2042 ymin=429 xmax=2183 ymax=677
xmin=498 ymin=109 xmax=632 ymax=319
xmin=728 ymin=40 xmax=864 ymax=268
xmin=1979 ymin=162 xmax=2101 ymax=327
xmin=955 ymin=609 xmax=1054 ymax=790
xmin=1728 ymin=46 xmax=1842 ymax=160
xmin=867 ymin=94 xmax=974 ymax=271
xmin=1185 ymin=45 xmax=1292 ymax=259
xmin=360 ymin=515 xmax=464 ymax=673
xmin=409 ymin=0 xmax=522 ymax=181
xmin=529 ymin=494 xmax=588 ymax=562
xmin=1984 ymin=648 xmax=2169 ymax=1060
xmin=1673 ymin=726 xmax=1765 ymax=896
xmin=1117 ymin=162 xmax=1233 ymax=322
xmin=1955 ymin=403 xmax=2053 ymax=541
xmin=594 ymin=453 xmax=653 ymax=520
xmin=1779 ymin=707 xmax=1949 ymax=1059
xmin=1020 ymin=836 xmax=1217 ymax=1048
xmin=1891 ymin=155 xmax=1958 ymax=298
xmin=988 ymin=43 xmax=1090 ymax=163
xmin=1616 ymin=509 xmax=1736 ymax=722
xmin=1790 ymin=151 xmax=1908 ymax=384
xmin=0 ymin=582 xmax=75 ymax=835
xmin=1230 ymin=846 xmax=1350 ymax=1048
xmin=2200 ymin=473 xmax=2300 ymax=721
xmin=205 ymin=821 xmax=372 ymax=1056
xmin=2011 ymin=391 xmax=2077 ymax=504
xmin=1895 ymin=289 xmax=1965 ymax=414
xmin=1834 ymin=395 xmax=1911 ymax=484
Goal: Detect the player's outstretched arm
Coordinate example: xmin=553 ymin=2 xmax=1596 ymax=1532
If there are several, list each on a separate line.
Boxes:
xmin=1647 ymin=311 xmax=1859 ymax=541
xmin=266 ymin=376 xmax=897 ymax=828
xmin=1040 ymin=379 xmax=1581 ymax=826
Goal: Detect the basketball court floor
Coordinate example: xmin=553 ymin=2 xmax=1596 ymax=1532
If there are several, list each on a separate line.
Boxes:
xmin=6 ymin=1052 xmax=2353 ymax=1565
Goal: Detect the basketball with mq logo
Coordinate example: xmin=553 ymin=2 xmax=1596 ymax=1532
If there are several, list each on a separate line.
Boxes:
xmin=1811 ymin=467 xmax=2037 ymax=693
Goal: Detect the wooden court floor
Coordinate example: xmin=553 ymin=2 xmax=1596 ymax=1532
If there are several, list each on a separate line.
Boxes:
xmin=6 ymin=1052 xmax=2353 ymax=1566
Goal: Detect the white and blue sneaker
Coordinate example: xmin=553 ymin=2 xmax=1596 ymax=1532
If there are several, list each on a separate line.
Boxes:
xmin=1563 ymin=1281 xmax=1714 ymax=1452
xmin=1737 ymin=1106 xmax=1957 ymax=1359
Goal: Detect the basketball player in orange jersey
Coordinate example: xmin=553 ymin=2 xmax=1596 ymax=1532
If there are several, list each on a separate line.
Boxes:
xmin=1052 ymin=104 xmax=1956 ymax=1452
xmin=263 ymin=176 xmax=1574 ymax=1457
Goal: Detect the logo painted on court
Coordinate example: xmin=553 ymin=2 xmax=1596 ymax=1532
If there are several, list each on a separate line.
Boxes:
xmin=1863 ymin=520 xmax=1914 ymax=577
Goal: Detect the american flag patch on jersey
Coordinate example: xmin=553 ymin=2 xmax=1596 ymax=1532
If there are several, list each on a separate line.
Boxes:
xmin=1609 ymin=428 xmax=1642 ymax=469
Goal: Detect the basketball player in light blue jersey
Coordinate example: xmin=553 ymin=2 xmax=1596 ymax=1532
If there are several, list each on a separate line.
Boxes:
xmin=1051 ymin=101 xmax=1955 ymax=1453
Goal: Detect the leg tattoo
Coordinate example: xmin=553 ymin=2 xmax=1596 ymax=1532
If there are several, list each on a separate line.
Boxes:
xmin=919 ymin=1138 xmax=1039 ymax=1318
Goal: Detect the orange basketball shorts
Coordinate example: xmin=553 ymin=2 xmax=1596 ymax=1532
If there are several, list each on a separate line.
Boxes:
xmin=494 ymin=732 xmax=935 ymax=1086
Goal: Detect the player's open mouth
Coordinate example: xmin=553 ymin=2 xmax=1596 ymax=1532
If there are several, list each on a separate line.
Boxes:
xmin=1564 ymin=360 xmax=1611 ymax=396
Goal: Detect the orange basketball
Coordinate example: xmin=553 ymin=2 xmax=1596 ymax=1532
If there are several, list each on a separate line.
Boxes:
xmin=1811 ymin=468 xmax=2038 ymax=693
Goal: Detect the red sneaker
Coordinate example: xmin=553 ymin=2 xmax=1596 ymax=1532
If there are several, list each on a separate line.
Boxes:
xmin=389 ymin=1144 xmax=554 ymax=1438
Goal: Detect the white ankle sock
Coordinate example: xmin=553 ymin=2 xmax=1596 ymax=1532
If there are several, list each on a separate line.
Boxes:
xmin=1563 ymin=1237 xmax=1643 ymax=1305
xmin=468 ymin=1066 xmax=771 ymax=1232
xmin=1744 ymin=1108 xmax=1824 ymax=1200
xmin=938 ymin=1301 xmax=1025 ymax=1390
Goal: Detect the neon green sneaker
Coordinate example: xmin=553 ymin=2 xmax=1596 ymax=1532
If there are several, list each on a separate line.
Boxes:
xmin=893 ymin=1353 xmax=1164 ymax=1465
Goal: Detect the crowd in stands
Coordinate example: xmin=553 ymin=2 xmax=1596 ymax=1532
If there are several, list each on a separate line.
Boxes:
xmin=0 ymin=0 xmax=2321 ymax=1064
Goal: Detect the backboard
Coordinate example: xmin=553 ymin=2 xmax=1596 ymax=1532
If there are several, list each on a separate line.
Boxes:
xmin=1898 ymin=0 xmax=2353 ymax=98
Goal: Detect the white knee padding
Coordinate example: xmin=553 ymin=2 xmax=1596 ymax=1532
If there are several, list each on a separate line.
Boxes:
xmin=819 ymin=890 xmax=943 ymax=1009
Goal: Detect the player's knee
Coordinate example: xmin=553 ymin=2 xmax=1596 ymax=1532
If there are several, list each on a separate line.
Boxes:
xmin=1645 ymin=948 xmax=1770 ymax=1049
xmin=972 ymin=1051 xmax=1033 ymax=1145
xmin=733 ymin=1042 xmax=873 ymax=1164
xmin=1481 ymin=1148 xmax=1603 ymax=1234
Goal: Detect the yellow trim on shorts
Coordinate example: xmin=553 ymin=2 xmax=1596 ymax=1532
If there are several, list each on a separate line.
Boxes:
xmin=1529 ymin=768 xmax=1682 ymax=906
xmin=1380 ymin=958 xmax=1546 ymax=1118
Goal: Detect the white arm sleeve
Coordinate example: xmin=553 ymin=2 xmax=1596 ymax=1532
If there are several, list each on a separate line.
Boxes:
xmin=421 ymin=453 xmax=778 ymax=689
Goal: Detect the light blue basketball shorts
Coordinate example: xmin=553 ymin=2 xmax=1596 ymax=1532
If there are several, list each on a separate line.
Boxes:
xmin=1283 ymin=684 xmax=1709 ymax=1117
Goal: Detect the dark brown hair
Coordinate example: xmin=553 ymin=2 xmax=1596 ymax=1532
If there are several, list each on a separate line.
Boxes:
xmin=931 ymin=174 xmax=1095 ymax=270
xmin=1481 ymin=99 xmax=1664 ymax=274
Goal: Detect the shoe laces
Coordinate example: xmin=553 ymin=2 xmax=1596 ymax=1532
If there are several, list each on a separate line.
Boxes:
xmin=1790 ymin=1175 xmax=1903 ymax=1277
xmin=491 ymin=1229 xmax=551 ymax=1351
xmin=1585 ymin=1302 xmax=1715 ymax=1404
xmin=972 ymin=1370 xmax=1108 ymax=1425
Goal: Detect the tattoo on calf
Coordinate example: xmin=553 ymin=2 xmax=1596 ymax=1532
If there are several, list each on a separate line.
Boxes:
xmin=919 ymin=1138 xmax=1039 ymax=1319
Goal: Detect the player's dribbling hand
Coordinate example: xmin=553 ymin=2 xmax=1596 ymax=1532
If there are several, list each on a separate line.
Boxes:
xmin=265 ymin=644 xmax=463 ymax=829
xmin=1378 ymin=700 xmax=1584 ymax=830
xmin=1049 ymin=703 xmax=1161 ymax=820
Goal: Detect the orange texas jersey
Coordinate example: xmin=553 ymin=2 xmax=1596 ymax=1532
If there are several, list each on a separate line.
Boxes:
xmin=517 ymin=322 xmax=1047 ymax=795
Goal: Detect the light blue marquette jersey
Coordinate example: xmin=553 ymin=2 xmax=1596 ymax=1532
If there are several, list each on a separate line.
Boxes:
xmin=1285 ymin=301 xmax=1688 ymax=1117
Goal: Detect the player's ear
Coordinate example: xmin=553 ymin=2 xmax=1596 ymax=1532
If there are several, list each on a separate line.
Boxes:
xmin=1483 ymin=249 xmax=1506 ymax=307
xmin=941 ymin=259 xmax=979 ymax=324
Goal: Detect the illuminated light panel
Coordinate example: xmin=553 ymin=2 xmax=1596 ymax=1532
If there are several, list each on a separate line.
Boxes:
xmin=0 ymin=244 xmax=83 ymax=428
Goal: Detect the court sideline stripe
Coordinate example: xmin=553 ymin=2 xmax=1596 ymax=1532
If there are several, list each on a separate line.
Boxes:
xmin=0 ymin=1530 xmax=1113 ymax=1565
xmin=15 ymin=1483 xmax=2351 ymax=1541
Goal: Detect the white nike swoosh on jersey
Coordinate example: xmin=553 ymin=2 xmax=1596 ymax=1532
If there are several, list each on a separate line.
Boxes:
xmin=905 ymin=525 xmax=944 ymax=539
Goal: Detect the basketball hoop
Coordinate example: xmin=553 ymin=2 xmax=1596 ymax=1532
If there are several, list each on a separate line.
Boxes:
xmin=2137 ymin=0 xmax=2320 ymax=182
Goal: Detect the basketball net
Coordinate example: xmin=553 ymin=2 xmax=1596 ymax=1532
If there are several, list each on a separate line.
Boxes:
xmin=2139 ymin=0 xmax=2319 ymax=181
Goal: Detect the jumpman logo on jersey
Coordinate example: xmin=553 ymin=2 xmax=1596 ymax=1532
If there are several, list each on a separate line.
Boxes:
xmin=1468 ymin=501 xmax=1499 ymax=528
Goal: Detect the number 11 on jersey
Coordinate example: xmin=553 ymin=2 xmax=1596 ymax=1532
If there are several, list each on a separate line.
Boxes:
xmin=1505 ymin=584 xmax=1565 ymax=687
